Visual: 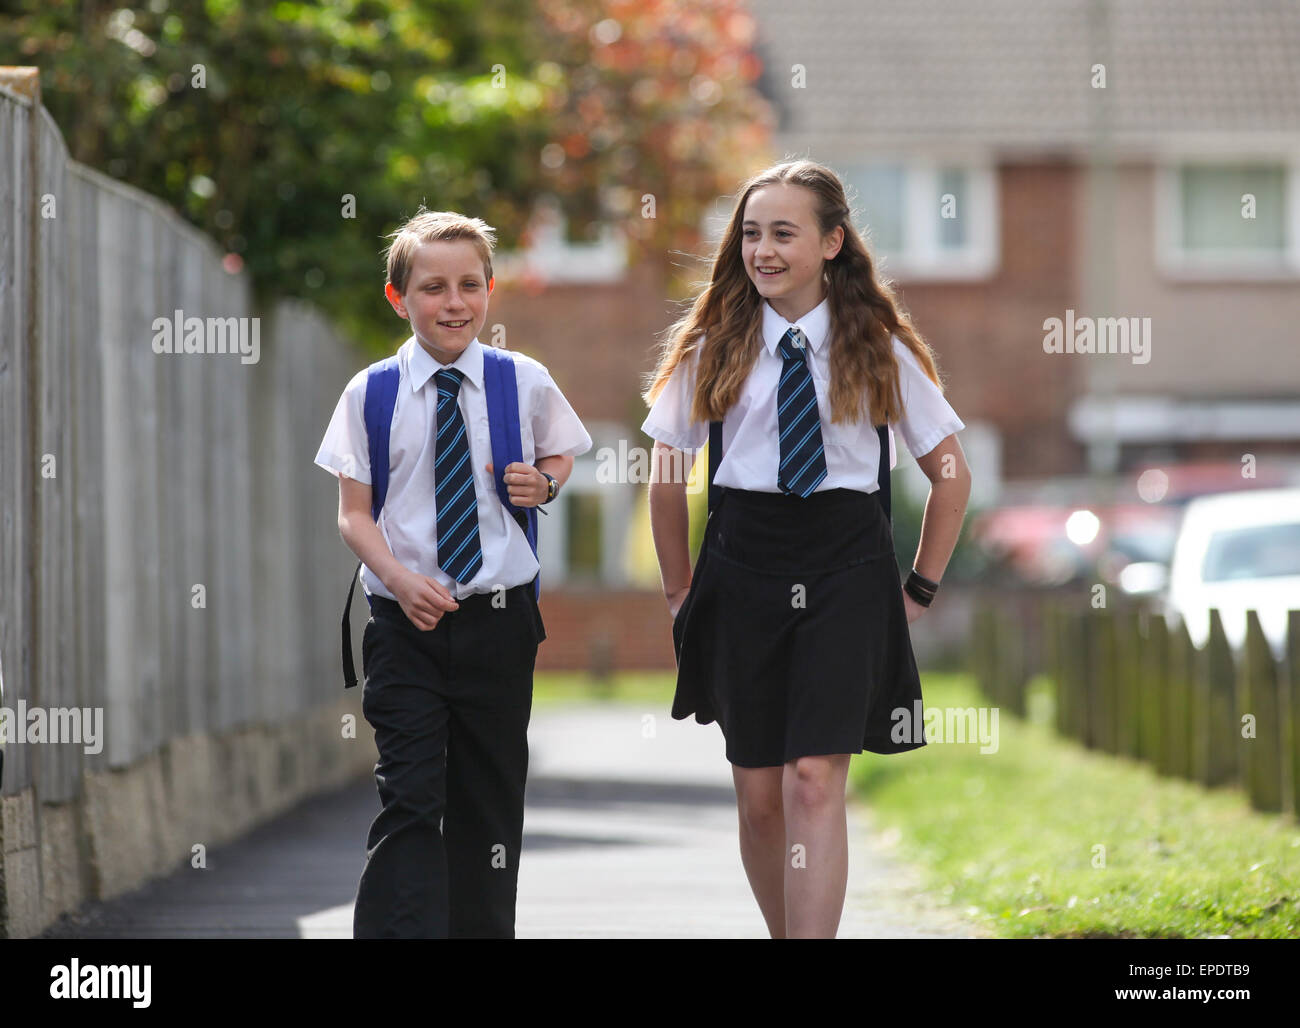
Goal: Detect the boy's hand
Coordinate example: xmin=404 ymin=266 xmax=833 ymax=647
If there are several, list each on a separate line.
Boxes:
xmin=391 ymin=568 xmax=459 ymax=631
xmin=486 ymin=461 xmax=549 ymax=507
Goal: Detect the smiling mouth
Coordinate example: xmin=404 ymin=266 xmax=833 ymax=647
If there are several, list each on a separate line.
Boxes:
xmin=439 ymin=320 xmax=471 ymax=328
xmin=756 ymin=267 xmax=786 ymax=276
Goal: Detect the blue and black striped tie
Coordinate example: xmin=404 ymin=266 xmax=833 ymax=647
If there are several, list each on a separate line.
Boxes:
xmin=776 ymin=326 xmax=828 ymax=497
xmin=433 ymin=368 xmax=482 ymax=584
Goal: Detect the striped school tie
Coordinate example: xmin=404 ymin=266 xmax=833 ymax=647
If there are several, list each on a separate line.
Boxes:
xmin=433 ymin=367 xmax=482 ymax=583
xmin=776 ymin=326 xmax=828 ymax=497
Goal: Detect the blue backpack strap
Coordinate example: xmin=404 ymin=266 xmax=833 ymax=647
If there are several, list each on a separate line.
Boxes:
xmin=482 ymin=346 xmax=540 ymax=600
xmin=341 ymin=354 xmax=401 ymax=689
xmin=364 ymin=355 xmax=402 ymax=521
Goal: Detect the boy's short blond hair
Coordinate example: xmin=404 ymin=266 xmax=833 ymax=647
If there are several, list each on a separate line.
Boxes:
xmin=383 ymin=207 xmax=496 ymax=296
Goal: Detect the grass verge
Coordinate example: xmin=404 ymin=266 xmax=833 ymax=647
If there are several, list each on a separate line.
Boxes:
xmin=849 ymin=672 xmax=1300 ymax=938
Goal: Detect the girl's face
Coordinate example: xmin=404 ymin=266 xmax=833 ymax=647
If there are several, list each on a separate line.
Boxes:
xmin=741 ymin=183 xmax=843 ymax=322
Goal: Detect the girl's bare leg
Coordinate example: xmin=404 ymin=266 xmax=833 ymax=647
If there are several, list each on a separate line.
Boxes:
xmin=782 ymin=754 xmax=851 ymax=938
xmin=731 ymin=763 xmax=787 ymax=938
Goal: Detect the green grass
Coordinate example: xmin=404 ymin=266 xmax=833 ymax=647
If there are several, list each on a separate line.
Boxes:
xmin=849 ymin=672 xmax=1300 ymax=938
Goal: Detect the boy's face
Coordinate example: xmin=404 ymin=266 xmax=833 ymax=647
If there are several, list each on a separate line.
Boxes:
xmin=741 ymin=183 xmax=843 ymax=323
xmin=384 ymin=239 xmax=493 ymax=365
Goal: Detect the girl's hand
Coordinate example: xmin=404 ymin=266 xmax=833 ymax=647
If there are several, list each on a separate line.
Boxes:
xmin=902 ymin=591 xmax=926 ymax=624
xmin=667 ymin=585 xmax=692 ymax=619
xmin=487 ymin=462 xmax=549 ymax=507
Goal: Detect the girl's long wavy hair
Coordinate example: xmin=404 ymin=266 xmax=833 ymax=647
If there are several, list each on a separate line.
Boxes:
xmin=643 ymin=159 xmax=947 ymax=428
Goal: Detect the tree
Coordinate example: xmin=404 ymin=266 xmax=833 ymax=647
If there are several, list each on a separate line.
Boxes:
xmin=3 ymin=0 xmax=771 ymax=348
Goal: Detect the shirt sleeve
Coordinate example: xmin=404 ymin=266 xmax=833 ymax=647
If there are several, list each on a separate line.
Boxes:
xmin=640 ymin=350 xmax=709 ymax=451
xmin=530 ymin=366 xmax=593 ymax=459
xmin=891 ymin=335 xmax=965 ymax=459
xmin=314 ymin=368 xmax=372 ymax=484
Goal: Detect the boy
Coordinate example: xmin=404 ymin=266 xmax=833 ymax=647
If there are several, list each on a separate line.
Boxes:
xmin=314 ymin=209 xmax=592 ymax=938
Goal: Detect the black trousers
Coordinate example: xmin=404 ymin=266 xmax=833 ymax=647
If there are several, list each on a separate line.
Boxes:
xmin=353 ymin=584 xmax=544 ymax=939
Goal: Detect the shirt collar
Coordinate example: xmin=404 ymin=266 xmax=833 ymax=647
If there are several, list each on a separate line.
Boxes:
xmin=761 ymin=296 xmax=830 ymax=356
xmin=405 ymin=335 xmax=484 ymax=393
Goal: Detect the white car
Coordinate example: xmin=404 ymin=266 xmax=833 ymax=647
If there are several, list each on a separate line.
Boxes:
xmin=1164 ymin=488 xmax=1300 ymax=662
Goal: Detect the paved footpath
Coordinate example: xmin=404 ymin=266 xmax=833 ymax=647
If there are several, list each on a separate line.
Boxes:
xmin=41 ymin=703 xmax=983 ymax=939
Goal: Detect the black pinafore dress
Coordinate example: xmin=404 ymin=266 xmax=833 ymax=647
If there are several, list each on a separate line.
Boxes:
xmin=670 ymin=422 xmax=927 ymax=768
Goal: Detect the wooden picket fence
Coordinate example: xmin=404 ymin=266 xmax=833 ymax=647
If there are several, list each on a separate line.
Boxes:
xmin=971 ymin=593 xmax=1300 ymax=820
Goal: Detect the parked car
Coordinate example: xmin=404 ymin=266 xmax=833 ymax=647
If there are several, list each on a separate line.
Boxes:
xmin=1163 ymin=488 xmax=1300 ymax=661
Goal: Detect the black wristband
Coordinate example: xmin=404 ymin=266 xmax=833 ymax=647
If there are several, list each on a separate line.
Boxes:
xmin=910 ymin=567 xmax=940 ymax=591
xmin=904 ymin=571 xmax=937 ymax=607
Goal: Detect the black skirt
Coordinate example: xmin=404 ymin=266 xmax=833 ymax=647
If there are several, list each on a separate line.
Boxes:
xmin=671 ymin=486 xmax=927 ymax=767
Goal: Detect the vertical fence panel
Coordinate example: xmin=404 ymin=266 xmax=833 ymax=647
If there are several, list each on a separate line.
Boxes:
xmin=154 ymin=223 xmax=183 ymax=743
xmin=1071 ymin=604 xmax=1088 ymax=743
xmin=0 ymin=89 xmax=35 ymax=796
xmin=177 ymin=234 xmax=211 ymax=738
xmin=34 ymin=108 xmax=78 ymax=802
xmin=1204 ymin=608 xmax=1237 ymax=789
xmin=1139 ymin=611 xmax=1166 ymax=768
xmin=1002 ymin=595 xmax=1028 ymax=717
xmin=230 ymin=293 xmax=256 ymax=730
xmin=134 ymin=203 xmax=164 ymax=760
xmin=1043 ymin=600 xmax=1057 ymax=717
xmin=1240 ymin=609 xmax=1283 ymax=813
xmin=1092 ymin=607 xmax=1117 ymax=754
xmin=208 ymin=278 xmax=236 ymax=732
xmin=1164 ymin=618 xmax=1193 ymax=779
xmin=66 ymin=168 xmax=106 ymax=779
xmin=256 ymin=306 xmax=303 ymax=721
xmin=1116 ymin=607 xmax=1142 ymax=759
xmin=97 ymin=187 xmax=137 ymax=768
xmin=1052 ymin=602 xmax=1072 ymax=739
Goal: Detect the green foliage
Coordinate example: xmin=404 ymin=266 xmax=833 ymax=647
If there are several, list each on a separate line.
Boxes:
xmin=5 ymin=0 xmax=771 ymax=353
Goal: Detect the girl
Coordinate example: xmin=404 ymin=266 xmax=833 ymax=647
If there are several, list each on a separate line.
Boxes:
xmin=641 ymin=159 xmax=972 ymax=939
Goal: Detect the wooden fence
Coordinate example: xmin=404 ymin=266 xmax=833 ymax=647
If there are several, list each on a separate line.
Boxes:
xmin=971 ymin=592 xmax=1300 ymax=820
xmin=0 ymin=77 xmax=359 ymax=800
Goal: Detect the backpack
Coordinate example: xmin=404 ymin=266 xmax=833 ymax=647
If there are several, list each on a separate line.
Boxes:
xmin=340 ymin=345 xmax=542 ymax=688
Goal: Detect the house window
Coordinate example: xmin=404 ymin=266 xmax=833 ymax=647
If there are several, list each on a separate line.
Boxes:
xmin=851 ymin=164 xmax=906 ymax=252
xmin=536 ymin=422 xmax=637 ymax=587
xmin=564 ymin=491 xmax=604 ymax=582
xmin=840 ymin=161 xmax=998 ymax=279
xmin=1158 ymin=160 xmax=1300 ymax=278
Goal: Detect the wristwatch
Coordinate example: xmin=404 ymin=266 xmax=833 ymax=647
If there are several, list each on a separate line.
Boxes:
xmin=540 ymin=471 xmax=558 ymax=503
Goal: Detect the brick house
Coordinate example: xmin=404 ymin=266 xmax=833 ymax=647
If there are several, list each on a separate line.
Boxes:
xmin=493 ymin=0 xmax=1300 ymax=669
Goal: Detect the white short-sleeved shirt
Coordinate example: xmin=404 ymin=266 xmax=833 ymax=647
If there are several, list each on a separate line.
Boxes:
xmin=640 ymin=297 xmax=964 ymax=492
xmin=315 ymin=335 xmax=593 ymax=600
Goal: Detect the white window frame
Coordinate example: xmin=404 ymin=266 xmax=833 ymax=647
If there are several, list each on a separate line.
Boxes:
xmin=538 ymin=421 xmax=635 ymax=587
xmin=842 ymin=159 xmax=1000 ymax=281
xmin=1154 ymin=156 xmax=1300 ymax=281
